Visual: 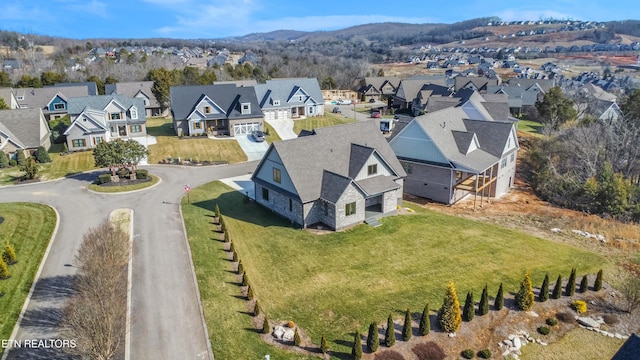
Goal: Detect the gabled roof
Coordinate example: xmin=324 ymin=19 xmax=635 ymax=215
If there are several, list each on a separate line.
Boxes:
xmin=253 ymin=121 xmax=405 ymax=203
xmin=105 ymin=81 xmax=160 ymax=108
xmin=53 ymin=82 xmax=98 ymax=96
xmin=170 ymin=84 xmax=262 ymax=120
xmin=454 ymin=76 xmax=498 ymax=92
xmin=67 ymin=94 xmax=146 ymax=123
xmin=396 ymin=79 xmax=443 ymax=103
xmin=0 ymin=108 xmax=49 ymax=149
xmin=364 ymin=77 xmax=401 ymax=94
xmin=507 ymin=78 xmax=555 ymax=93
xmin=63 ymin=109 xmax=108 ymax=135
xmin=612 ymin=333 xmax=640 ymax=360
xmin=14 ymin=85 xmax=92 ymax=110
xmin=254 ymin=78 xmax=323 ymax=110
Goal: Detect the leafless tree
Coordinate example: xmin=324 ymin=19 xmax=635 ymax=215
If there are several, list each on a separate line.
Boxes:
xmin=619 ymin=276 xmax=640 ymax=313
xmin=60 ymin=220 xmax=129 ymax=360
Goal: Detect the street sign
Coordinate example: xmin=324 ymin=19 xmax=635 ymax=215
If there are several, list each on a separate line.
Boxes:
xmin=184 ymin=185 xmax=191 ymax=193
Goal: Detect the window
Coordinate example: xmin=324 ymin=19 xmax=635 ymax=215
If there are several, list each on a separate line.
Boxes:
xmin=289 ymin=198 xmax=292 ymax=212
xmin=16 ymin=95 xmax=24 ymax=100
xmin=262 ymin=187 xmax=269 ymax=201
xmin=93 ymin=137 xmax=103 ymax=145
xmin=54 ymin=103 xmax=65 ymax=110
xmin=273 ymin=100 xmax=280 ymax=106
xmin=308 ymin=107 xmax=314 ymax=114
xmin=510 ymin=153 xmax=515 ymax=163
xmin=130 ymin=125 xmax=142 ymax=133
xmin=193 ymin=122 xmax=202 ymax=130
xmin=500 ymin=157 xmax=508 ymax=169
xmin=367 ymin=164 xmax=378 ymax=176
xmin=241 ymin=103 xmax=251 ymax=114
xmin=345 ymin=202 xmax=356 ymax=216
xmin=273 ymin=168 xmax=281 ymax=183
xmin=204 ymin=106 xmax=211 ymax=114
xmin=110 ymin=112 xmax=122 ymax=120
xmin=72 ymin=139 xmax=86 ymax=148
xmin=131 ymin=108 xmax=138 ymax=120
xmin=455 ymin=171 xmax=462 ymax=181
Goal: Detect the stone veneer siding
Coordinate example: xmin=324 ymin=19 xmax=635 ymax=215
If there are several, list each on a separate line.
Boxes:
xmin=254 ymin=183 xmax=304 ymax=226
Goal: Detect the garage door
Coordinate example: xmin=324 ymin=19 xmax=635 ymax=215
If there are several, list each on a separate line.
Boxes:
xmin=264 ymin=111 xmax=275 ymax=121
xmin=276 ymin=110 xmax=289 ymax=119
xmin=233 ymin=122 xmax=261 ymax=135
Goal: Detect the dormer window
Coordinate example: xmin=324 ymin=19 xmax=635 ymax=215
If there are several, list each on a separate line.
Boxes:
xmin=367 ymin=164 xmax=378 ymax=176
xmin=241 ymin=103 xmax=251 ymax=115
xmin=204 ymin=106 xmax=211 ymax=114
xmin=109 ymin=112 xmax=122 ymax=120
xmin=54 ymin=103 xmax=65 ymax=110
xmin=16 ymin=95 xmax=24 ymax=101
xmin=273 ymin=100 xmax=280 ymax=106
xmin=131 ymin=107 xmax=138 ymax=120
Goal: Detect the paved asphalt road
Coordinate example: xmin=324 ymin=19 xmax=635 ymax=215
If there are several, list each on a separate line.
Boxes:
xmin=0 ymin=161 xmax=258 ymax=360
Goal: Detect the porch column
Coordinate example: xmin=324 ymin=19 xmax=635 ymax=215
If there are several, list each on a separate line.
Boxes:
xmin=473 ymin=174 xmax=479 ymax=210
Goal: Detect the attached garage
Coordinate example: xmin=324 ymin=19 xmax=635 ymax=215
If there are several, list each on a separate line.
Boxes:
xmin=233 ymin=122 xmax=261 ymax=136
xmin=276 ymin=109 xmax=289 ymax=119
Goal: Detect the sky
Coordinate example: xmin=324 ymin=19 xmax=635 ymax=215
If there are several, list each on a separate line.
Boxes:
xmin=1 ymin=0 xmax=638 ymax=40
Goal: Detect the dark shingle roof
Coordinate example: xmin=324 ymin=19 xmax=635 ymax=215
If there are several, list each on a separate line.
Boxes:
xmin=170 ymin=84 xmax=262 ymax=120
xmin=612 ymin=333 xmax=640 ymax=360
xmin=0 ymin=108 xmax=48 ymax=149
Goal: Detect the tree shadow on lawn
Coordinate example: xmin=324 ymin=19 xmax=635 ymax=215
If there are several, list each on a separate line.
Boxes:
xmin=192 ymin=191 xmax=292 ymax=229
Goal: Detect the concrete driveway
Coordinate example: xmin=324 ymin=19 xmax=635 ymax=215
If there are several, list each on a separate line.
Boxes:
xmin=236 ymin=134 xmax=269 ymax=161
xmin=265 ymin=118 xmax=297 ymax=140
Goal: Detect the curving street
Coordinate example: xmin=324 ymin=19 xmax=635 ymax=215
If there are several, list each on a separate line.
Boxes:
xmin=0 ymin=161 xmax=258 ymax=360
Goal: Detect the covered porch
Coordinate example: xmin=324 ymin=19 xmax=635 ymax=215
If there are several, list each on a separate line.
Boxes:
xmin=454 ymin=163 xmax=498 ymax=210
xmin=205 ymin=119 xmax=229 ymax=136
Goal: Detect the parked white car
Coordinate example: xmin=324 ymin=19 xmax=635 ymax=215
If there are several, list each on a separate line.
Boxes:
xmin=336 ymin=99 xmax=352 ymax=105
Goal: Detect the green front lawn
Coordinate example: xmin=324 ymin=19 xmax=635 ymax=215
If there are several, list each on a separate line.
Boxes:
xmin=183 ymin=182 xmax=606 ymax=359
xmin=517 ymin=119 xmax=545 ymax=137
xmin=292 ymin=114 xmax=356 ymax=135
xmin=0 ymin=203 xmax=56 ymax=356
xmin=0 ymin=147 xmax=96 ymax=186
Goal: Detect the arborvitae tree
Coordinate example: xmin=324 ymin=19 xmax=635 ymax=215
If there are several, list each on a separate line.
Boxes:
xmin=242 ymin=273 xmax=249 ymax=286
xmin=479 ymin=285 xmax=489 ymax=315
xmin=16 ymin=150 xmax=25 ymax=166
xmin=232 ymin=250 xmax=238 ymax=262
xmin=294 ymin=328 xmax=301 ymax=346
xmin=219 ymin=215 xmax=225 ymax=231
xmin=515 ymin=272 xmax=535 ymax=311
xmin=0 ymin=257 xmax=9 ymax=279
xmin=215 ymin=203 xmax=221 ymax=218
xmin=320 ymin=335 xmax=328 ymax=354
xmin=237 ymin=260 xmax=244 ymax=275
xmin=579 ymin=275 xmax=589 ymax=293
xmin=253 ymin=300 xmax=261 ymax=316
xmin=495 ymin=283 xmax=504 ymax=310
xmin=402 ymin=308 xmax=412 ymax=341
xmin=566 ymin=268 xmax=577 ymax=296
xmin=367 ymin=321 xmax=379 ymax=352
xmin=0 ymin=152 xmax=8 ymax=168
xmin=224 ymin=229 xmax=230 ymax=242
xmin=462 ymin=292 xmax=474 ymax=322
xmin=352 ymin=329 xmax=362 ymax=360
xmin=262 ymin=318 xmax=270 ymax=334
xmin=385 ymin=314 xmax=395 ymax=347
xmin=437 ymin=281 xmax=462 ymax=333
xmin=594 ymin=269 xmax=603 ymax=291
xmin=35 ymin=146 xmax=51 ymax=163
xmin=552 ymin=275 xmax=563 ymax=299
xmin=246 ymin=285 xmax=254 ymax=300
xmin=2 ymin=242 xmax=17 ymax=265
xmin=539 ymin=274 xmax=550 ymax=302
xmin=418 ymin=303 xmax=430 ymax=336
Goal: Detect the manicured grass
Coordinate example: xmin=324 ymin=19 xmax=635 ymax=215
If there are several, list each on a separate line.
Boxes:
xmin=146 ymin=117 xmax=247 ymax=164
xmin=0 ymin=203 xmax=56 ymax=356
xmin=263 ymin=122 xmax=282 ymax=144
xmin=183 ymin=181 xmax=606 ymax=359
xmin=517 ymin=119 xmax=545 ymax=137
xmin=87 ymin=175 xmax=160 ymax=193
xmin=0 ymin=150 xmax=96 ymax=186
xmin=292 ymin=114 xmax=356 ymax=135
xmin=520 ymin=328 xmax=624 ymax=360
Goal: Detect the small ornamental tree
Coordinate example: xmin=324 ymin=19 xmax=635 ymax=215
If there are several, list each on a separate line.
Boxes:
xmin=367 ymin=321 xmax=379 ymax=352
xmin=224 ymin=229 xmax=230 ymax=243
xmin=0 ymin=152 xmax=8 ymax=168
xmin=320 ymin=335 xmax=328 ymax=354
xmin=20 ymin=157 xmax=38 ymax=180
xmin=594 ymin=269 xmax=603 ymax=291
xmin=237 ymin=260 xmax=243 ymax=274
xmin=35 ymin=146 xmax=51 ymax=163
xmin=214 ymin=204 xmax=221 ymax=218
xmin=495 ymin=283 xmax=504 ymax=310
xmin=294 ymin=328 xmax=301 ymax=346
xmin=566 ymin=268 xmax=577 ymax=296
xmin=418 ymin=303 xmax=430 ymax=336
xmin=479 ymin=285 xmax=489 ymax=316
xmin=402 ymin=308 xmax=412 ymax=341
xmin=462 ymin=292 xmax=474 ymax=322
xmin=0 ymin=257 xmax=9 ymax=279
xmin=232 ymin=250 xmax=238 ymax=262
xmin=437 ymin=281 xmax=462 ymax=333
xmin=16 ymin=150 xmax=25 ymax=166
xmin=262 ymin=318 xmax=270 ymax=334
xmin=579 ymin=275 xmax=589 ymax=293
xmin=352 ymin=329 xmax=362 ymax=360
xmin=515 ymin=271 xmax=535 ymax=311
xmin=246 ymin=285 xmax=254 ymax=300
xmin=219 ymin=215 xmax=225 ymax=232
xmin=228 ymin=240 xmax=234 ymax=252
xmin=539 ymin=274 xmax=550 ymax=302
xmin=242 ymin=273 xmax=249 ymax=286
xmin=253 ymin=300 xmax=261 ymax=316
xmin=2 ymin=241 xmax=17 ymax=265
xmin=552 ymin=275 xmax=563 ymax=299
xmin=385 ymin=314 xmax=395 ymax=347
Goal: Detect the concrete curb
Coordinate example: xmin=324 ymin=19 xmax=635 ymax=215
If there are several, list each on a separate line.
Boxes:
xmin=1 ymin=205 xmax=61 ymax=360
xmin=120 ymin=209 xmax=134 ymax=360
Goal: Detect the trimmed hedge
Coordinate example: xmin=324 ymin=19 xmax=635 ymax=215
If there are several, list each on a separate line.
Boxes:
xmin=98 ymin=174 xmax=112 ymax=184
xmin=135 ymin=169 xmax=149 ymax=179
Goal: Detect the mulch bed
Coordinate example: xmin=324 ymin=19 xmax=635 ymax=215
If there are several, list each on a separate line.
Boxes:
xmin=97 ymin=177 xmax=152 ymax=187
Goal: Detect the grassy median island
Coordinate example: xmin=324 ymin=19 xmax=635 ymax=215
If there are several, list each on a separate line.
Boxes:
xmin=0 ymin=203 xmax=56 ymax=355
xmin=183 ymin=181 xmax=606 ymax=359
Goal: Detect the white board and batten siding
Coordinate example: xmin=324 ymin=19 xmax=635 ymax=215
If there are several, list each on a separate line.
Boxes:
xmin=389 ymin=120 xmax=449 ymax=165
xmin=353 ymin=152 xmax=395 ymax=181
xmin=254 ymin=147 xmax=298 ymax=195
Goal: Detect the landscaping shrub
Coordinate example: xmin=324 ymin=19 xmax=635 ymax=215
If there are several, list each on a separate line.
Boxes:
xmin=135 ymin=169 xmax=148 ymax=179
xmin=412 ymin=342 xmax=446 ymax=360
xmin=556 ymin=311 xmax=574 ymax=323
xmin=16 ymin=150 xmax=25 ymax=166
xmin=9 ymin=160 xmax=17 ymax=167
xmin=495 ymin=283 xmax=504 ymax=310
xmin=20 ymin=157 xmax=38 ymax=180
xmin=232 ymin=250 xmax=238 ymax=262
xmin=0 ymin=257 xmax=9 ymax=279
xmin=552 ymin=275 xmax=563 ymax=299
xmin=461 ymin=349 xmax=475 ymax=359
xmin=2 ymin=241 xmax=17 ymax=265
xmin=35 ymin=146 xmax=51 ymax=163
xmin=539 ymin=273 xmax=550 ymax=302
xmin=224 ymin=229 xmax=230 ymax=242
xmin=117 ymin=167 xmax=130 ymax=179
xmin=418 ymin=303 xmax=430 ymax=336
xmin=242 ymin=273 xmax=249 ymax=286
xmin=262 ymin=318 xmax=270 ymax=334
xmin=352 ymin=329 xmax=363 ymax=360
xmin=479 ymin=285 xmax=489 ymax=315
xmin=572 ymin=300 xmax=587 ymax=314
xmin=566 ymin=268 xmax=577 ymax=296
xmin=294 ymin=328 xmax=301 ymax=346
xmin=515 ymin=271 xmax=535 ymax=311
xmin=214 ymin=204 xmax=221 ymax=218
xmin=246 ymin=285 xmax=253 ymax=300
xmin=594 ymin=269 xmax=603 ymax=291
xmin=385 ymin=314 xmax=395 ymax=347
xmin=579 ymin=275 xmax=589 ymax=293
xmin=237 ymin=260 xmax=243 ymax=275
xmin=603 ymin=314 xmax=619 ymax=325
xmin=320 ymin=335 xmax=328 ymax=354
xmin=402 ymin=308 xmax=412 ymax=341
xmin=253 ymin=300 xmax=261 ymax=316
xmin=98 ymin=174 xmax=111 ymax=184
xmin=477 ymin=349 xmax=491 ymax=359
xmin=373 ymin=350 xmax=405 ymax=360
xmin=438 ymin=281 xmax=462 ymax=333
xmin=462 ymin=292 xmax=474 ymax=322
xmin=537 ymin=326 xmax=550 ymax=335
xmin=546 ymin=318 xmax=558 ymax=326
xmin=367 ymin=321 xmax=379 ymax=352
xmin=0 ymin=152 xmax=9 ymax=168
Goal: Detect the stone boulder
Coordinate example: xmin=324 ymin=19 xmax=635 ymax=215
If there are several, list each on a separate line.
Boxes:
xmin=577 ymin=317 xmax=600 ymax=328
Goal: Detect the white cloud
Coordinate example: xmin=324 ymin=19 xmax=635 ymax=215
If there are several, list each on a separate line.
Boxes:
xmin=67 ymin=0 xmax=108 ymax=17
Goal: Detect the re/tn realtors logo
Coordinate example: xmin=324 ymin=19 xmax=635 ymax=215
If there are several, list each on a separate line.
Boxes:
xmin=2 ymin=339 xmax=77 ymax=349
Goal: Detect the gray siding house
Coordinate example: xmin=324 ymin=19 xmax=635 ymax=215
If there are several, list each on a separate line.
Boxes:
xmin=252 ymin=121 xmax=406 ymax=230
xmin=0 ymin=108 xmax=51 ymax=159
xmin=253 ymin=78 xmax=325 ymax=121
xmin=105 ymin=81 xmax=165 ymax=117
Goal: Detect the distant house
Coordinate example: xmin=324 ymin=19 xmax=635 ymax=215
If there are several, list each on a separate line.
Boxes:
xmin=359 ymin=77 xmax=401 ymax=103
xmin=393 ymin=77 xmax=448 ymax=109
xmin=0 ymin=108 xmax=51 ymax=159
xmin=251 ymin=121 xmax=406 ymax=230
xmin=105 ymin=81 xmax=165 ymax=117
xmin=389 ymin=96 xmax=518 ymax=207
xmin=63 ymin=95 xmax=147 ymax=151
xmin=12 ymin=85 xmax=94 ymax=120
xmin=254 ymin=78 xmax=325 ymax=121
xmin=453 ymin=76 xmax=499 ymax=93
xmin=170 ymin=84 xmax=263 ymax=137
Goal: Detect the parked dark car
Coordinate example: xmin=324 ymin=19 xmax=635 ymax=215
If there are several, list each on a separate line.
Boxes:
xmin=332 ymin=107 xmax=341 ymax=113
xmin=371 ymin=111 xmax=381 ymax=118
xmin=251 ymin=130 xmax=265 ymax=142
xmin=368 ymin=98 xmax=376 ymax=103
